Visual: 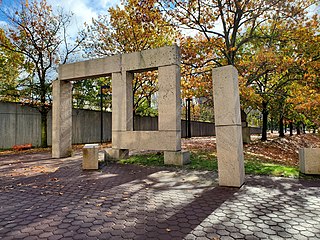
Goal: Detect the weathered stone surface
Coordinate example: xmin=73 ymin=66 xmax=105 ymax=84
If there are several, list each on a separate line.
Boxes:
xmin=112 ymin=131 xmax=181 ymax=151
xmin=83 ymin=144 xmax=99 ymax=170
xmin=111 ymin=72 xmax=133 ymax=132
xmin=213 ymin=65 xmax=241 ymax=126
xmin=299 ymin=148 xmax=320 ymax=174
xmin=164 ymin=150 xmax=190 ymax=165
xmin=213 ymin=65 xmax=245 ymax=187
xmin=59 ymin=55 xmax=121 ymax=81
xmin=215 ymin=125 xmax=245 ymax=187
xmin=105 ymin=148 xmax=129 ymax=160
xmin=53 ymin=46 xmax=182 ymax=160
xmin=122 ymin=45 xmax=180 ymax=72
xmin=52 ymin=80 xmax=72 ymax=158
xmin=158 ymin=65 xmax=181 ymax=131
xmin=111 ymin=45 xmax=181 ymax=157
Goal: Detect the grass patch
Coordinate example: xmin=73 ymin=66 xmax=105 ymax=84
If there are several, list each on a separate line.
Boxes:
xmin=119 ymin=153 xmax=164 ymax=167
xmin=119 ymin=151 xmax=301 ymax=178
xmin=244 ymin=158 xmax=299 ymax=177
xmin=186 ymin=151 xmax=218 ymax=171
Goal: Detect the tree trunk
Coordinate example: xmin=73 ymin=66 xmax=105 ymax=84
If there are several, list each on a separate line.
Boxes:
xmin=261 ymin=101 xmax=268 ymax=141
xmin=40 ymin=111 xmax=48 ymax=148
xmin=302 ymin=123 xmax=306 ymax=134
xmin=270 ymin=117 xmax=273 ymax=133
xmin=289 ymin=122 xmax=293 ymax=136
xmin=279 ymin=115 xmax=285 ymax=137
xmin=296 ymin=123 xmax=301 ymax=135
xmin=241 ymin=109 xmax=248 ymax=127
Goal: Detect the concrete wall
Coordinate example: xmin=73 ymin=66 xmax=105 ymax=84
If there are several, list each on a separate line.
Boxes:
xmin=0 ymin=102 xmax=42 ymax=148
xmin=0 ymin=102 xmax=113 ymax=148
xmin=0 ymin=102 xmax=261 ymax=149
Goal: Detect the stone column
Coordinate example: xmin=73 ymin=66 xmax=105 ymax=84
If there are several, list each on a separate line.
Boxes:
xmin=52 ymin=80 xmax=72 ymax=158
xmin=106 ymin=71 xmax=133 ymax=160
xmin=213 ymin=65 xmax=245 ymax=187
xmin=159 ymin=65 xmax=189 ymax=165
xmin=158 ymin=65 xmax=181 ymax=134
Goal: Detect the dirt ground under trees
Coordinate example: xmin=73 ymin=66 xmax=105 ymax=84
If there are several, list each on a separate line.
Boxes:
xmin=1 ymin=133 xmax=319 ymax=168
xmin=183 ymin=133 xmax=320 ymax=166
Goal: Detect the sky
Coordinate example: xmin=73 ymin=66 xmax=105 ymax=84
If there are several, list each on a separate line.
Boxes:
xmin=0 ymin=0 xmax=120 ymax=36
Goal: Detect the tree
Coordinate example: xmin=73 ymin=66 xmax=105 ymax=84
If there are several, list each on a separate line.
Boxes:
xmin=82 ymin=0 xmax=177 ymax=116
xmin=160 ymin=0 xmax=317 ymax=131
xmin=0 ymin=0 xmax=84 ymax=147
xmin=179 ymin=34 xmax=216 ymax=122
xmin=161 ymin=0 xmax=317 ymax=66
xmin=72 ymin=77 xmax=112 ymax=110
xmin=0 ymin=29 xmax=24 ymax=101
xmin=239 ymin=13 xmax=320 ymax=140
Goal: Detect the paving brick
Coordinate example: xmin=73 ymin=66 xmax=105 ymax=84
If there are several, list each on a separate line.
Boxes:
xmin=0 ymin=151 xmax=319 ymax=239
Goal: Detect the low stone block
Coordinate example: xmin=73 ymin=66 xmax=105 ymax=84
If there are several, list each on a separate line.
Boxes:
xmin=83 ymin=144 xmax=99 ymax=170
xmin=105 ymin=148 xmax=129 ymax=160
xmin=299 ymin=148 xmax=320 ymax=175
xmin=164 ymin=150 xmax=190 ymax=166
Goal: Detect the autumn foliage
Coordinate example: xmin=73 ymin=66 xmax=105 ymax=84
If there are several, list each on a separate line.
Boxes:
xmin=0 ymin=0 xmax=319 ymax=141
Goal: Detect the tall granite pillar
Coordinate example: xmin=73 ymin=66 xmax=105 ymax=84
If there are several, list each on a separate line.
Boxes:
xmin=159 ymin=63 xmax=189 ymax=165
xmin=52 ymin=80 xmax=72 ymax=158
xmin=106 ymin=71 xmax=133 ymax=159
xmin=158 ymin=65 xmax=181 ymax=142
xmin=213 ymin=65 xmax=245 ymax=187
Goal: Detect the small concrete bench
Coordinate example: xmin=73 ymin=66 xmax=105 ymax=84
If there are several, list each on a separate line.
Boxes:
xmin=299 ymin=148 xmax=320 ymax=175
xmin=83 ymin=144 xmax=99 ymax=170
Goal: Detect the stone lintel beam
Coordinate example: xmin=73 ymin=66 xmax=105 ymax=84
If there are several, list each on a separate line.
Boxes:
xmin=122 ymin=45 xmax=180 ymax=72
xmin=59 ymin=55 xmax=121 ymax=81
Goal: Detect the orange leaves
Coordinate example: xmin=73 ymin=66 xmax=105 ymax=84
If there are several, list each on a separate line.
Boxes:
xmin=180 ymin=34 xmax=216 ymax=99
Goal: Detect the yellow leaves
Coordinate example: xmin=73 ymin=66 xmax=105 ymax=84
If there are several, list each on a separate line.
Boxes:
xmin=86 ymin=0 xmax=177 ymax=56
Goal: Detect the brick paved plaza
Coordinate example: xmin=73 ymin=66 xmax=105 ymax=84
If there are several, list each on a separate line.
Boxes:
xmin=0 ymin=151 xmax=320 ymax=239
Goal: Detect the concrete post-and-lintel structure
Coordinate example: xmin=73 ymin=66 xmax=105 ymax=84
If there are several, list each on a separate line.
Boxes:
xmin=213 ymin=65 xmax=245 ymax=187
xmin=53 ymin=46 xmax=245 ymax=187
xmin=52 ymin=45 xmax=189 ymax=165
